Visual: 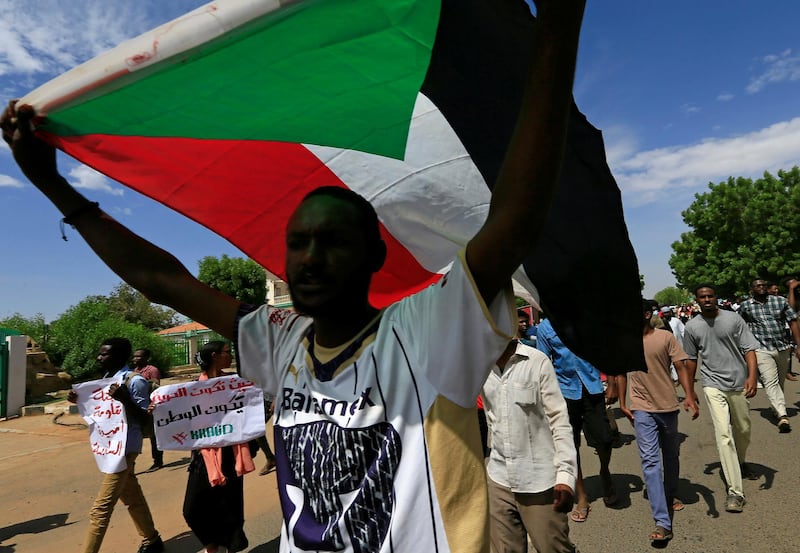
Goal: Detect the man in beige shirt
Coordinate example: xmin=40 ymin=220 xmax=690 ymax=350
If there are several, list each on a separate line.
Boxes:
xmin=618 ymin=300 xmax=699 ymax=544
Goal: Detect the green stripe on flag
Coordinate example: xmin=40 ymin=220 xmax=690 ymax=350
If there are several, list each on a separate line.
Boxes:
xmin=42 ymin=0 xmax=441 ymax=159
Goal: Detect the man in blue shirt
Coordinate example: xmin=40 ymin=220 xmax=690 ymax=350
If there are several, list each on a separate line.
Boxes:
xmin=537 ymin=318 xmax=617 ymax=523
xmin=68 ymin=337 xmax=163 ymax=553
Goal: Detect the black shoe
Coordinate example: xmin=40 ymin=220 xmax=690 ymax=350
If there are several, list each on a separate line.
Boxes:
xmin=138 ymin=536 xmax=164 ymax=553
xmin=148 ymin=461 xmax=163 ymax=471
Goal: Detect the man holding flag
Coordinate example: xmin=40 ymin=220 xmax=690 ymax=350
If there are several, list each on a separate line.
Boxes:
xmin=3 ymin=0 xmax=589 ymax=551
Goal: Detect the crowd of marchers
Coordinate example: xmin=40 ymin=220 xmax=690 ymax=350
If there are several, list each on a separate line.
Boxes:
xmin=490 ymin=276 xmax=799 ymax=550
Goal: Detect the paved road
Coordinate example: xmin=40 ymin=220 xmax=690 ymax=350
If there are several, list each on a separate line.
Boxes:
xmin=3 ymin=379 xmax=800 ymax=553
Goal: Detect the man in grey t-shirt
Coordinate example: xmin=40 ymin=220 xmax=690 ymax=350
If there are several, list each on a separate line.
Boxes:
xmin=684 ymin=284 xmax=760 ymax=513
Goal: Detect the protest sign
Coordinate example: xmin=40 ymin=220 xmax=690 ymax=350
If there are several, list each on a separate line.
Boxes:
xmin=150 ymin=375 xmax=264 ymax=450
xmin=74 ymin=377 xmax=127 ymax=473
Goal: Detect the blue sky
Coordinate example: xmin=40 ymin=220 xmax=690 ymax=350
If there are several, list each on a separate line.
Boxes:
xmin=1 ymin=1 xmax=799 ymax=321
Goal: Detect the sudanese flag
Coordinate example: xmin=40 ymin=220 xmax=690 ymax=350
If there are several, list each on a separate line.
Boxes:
xmin=20 ymin=0 xmax=644 ymax=374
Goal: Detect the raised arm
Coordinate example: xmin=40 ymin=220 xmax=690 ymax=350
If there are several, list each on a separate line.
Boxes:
xmin=787 ymin=279 xmax=799 ymax=311
xmin=466 ymin=0 xmax=586 ymax=304
xmin=1 ymin=102 xmax=242 ymax=339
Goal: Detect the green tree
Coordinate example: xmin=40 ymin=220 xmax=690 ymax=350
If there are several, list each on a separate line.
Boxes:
xmin=639 ymin=274 xmax=645 ymax=291
xmin=46 ymin=298 xmax=173 ymax=380
xmin=0 ymin=313 xmax=48 ymax=345
xmin=198 ymin=254 xmax=267 ymax=304
xmin=107 ymin=283 xmax=179 ymax=330
xmin=670 ymin=167 xmax=800 ymax=298
xmin=653 ymin=286 xmax=692 ymax=307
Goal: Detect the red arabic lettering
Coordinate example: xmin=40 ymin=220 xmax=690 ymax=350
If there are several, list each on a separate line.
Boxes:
xmin=92 ymin=402 xmax=123 ymax=420
xmin=269 ymin=309 xmax=291 ymax=326
xmin=91 ymin=387 xmax=113 ymax=401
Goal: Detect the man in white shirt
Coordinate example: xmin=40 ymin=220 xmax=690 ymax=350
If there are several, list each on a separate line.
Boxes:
xmin=661 ymin=307 xmax=685 ymax=341
xmin=482 ymin=338 xmax=577 ymax=553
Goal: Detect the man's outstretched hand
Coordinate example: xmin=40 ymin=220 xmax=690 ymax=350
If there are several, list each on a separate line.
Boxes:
xmin=0 ymin=101 xmax=59 ymax=184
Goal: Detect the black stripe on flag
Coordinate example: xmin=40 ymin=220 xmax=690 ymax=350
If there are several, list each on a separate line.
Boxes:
xmin=422 ymin=0 xmax=645 ymax=374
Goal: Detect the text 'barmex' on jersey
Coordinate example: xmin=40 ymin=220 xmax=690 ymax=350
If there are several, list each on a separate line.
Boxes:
xmin=282 ymin=386 xmax=376 ymax=416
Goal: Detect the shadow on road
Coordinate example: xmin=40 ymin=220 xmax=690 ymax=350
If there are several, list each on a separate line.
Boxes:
xmin=676 ymin=476 xmax=718 ymax=518
xmin=703 ymin=460 xmax=776 ymax=496
xmin=250 ymin=537 xmax=281 ymax=552
xmin=0 ymin=513 xmax=74 ymax=552
xmin=163 ymin=531 xmax=200 ymax=553
xmin=583 ymin=472 xmax=643 ymax=509
xmin=162 ymin=530 xmax=281 ymax=552
xmin=752 ymin=406 xmax=780 ymax=429
xmin=136 ymin=455 xmax=191 ymax=476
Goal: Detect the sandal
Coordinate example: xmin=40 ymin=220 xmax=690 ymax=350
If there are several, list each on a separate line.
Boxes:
xmin=649 ymin=526 xmax=673 ymax=543
xmin=569 ymin=505 xmax=591 ymax=522
xmin=671 ymin=497 xmax=685 ymax=511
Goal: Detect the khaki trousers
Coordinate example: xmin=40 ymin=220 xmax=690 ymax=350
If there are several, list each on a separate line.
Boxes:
xmin=83 ymin=453 xmax=158 ymax=553
xmin=756 ymin=349 xmax=791 ymax=418
xmin=702 ymin=387 xmax=751 ymax=497
xmin=487 ymin=478 xmax=575 ymax=553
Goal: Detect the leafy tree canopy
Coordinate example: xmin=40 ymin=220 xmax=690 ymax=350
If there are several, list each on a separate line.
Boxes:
xmin=46 ymin=297 xmax=174 ymax=380
xmin=653 ymin=286 xmax=692 ymax=307
xmin=107 ymin=283 xmax=179 ymax=331
xmin=670 ymin=167 xmax=800 ymax=298
xmin=198 ymin=254 xmax=267 ymax=305
xmin=0 ymin=313 xmax=47 ymax=345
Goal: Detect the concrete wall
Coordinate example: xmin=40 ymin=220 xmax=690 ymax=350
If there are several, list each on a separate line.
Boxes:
xmin=6 ymin=335 xmax=27 ymax=417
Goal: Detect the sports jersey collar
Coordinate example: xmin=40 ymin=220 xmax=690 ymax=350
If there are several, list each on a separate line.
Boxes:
xmin=306 ymin=311 xmax=384 ymax=382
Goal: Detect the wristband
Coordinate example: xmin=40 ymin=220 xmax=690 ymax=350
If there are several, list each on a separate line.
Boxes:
xmin=60 ymin=201 xmax=100 ymax=241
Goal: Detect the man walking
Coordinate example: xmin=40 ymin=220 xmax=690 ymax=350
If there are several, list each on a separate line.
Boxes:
xmin=661 ymin=307 xmax=685 ymax=341
xmin=482 ymin=336 xmax=577 ymax=552
xmin=68 ymin=338 xmax=163 ymax=553
xmin=618 ymin=300 xmax=699 ymax=543
xmin=738 ymin=278 xmax=800 ymax=432
xmin=684 ymin=285 xmax=760 ymax=513
xmin=132 ymin=348 xmax=163 ymax=469
xmin=537 ymin=317 xmax=618 ymax=523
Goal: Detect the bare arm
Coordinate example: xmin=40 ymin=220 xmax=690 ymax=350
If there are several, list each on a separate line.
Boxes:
xmin=466 ymin=1 xmax=586 ymax=304
xmin=616 ymin=373 xmax=633 ymax=424
xmin=604 ymin=373 xmax=618 ymax=405
xmin=685 ymin=359 xmax=698 ymax=387
xmin=787 ymin=280 xmax=799 ymax=311
xmin=674 ymin=359 xmax=699 ymax=419
xmin=743 ymin=350 xmax=758 ymax=399
xmin=1 ymin=102 xmax=242 ymax=338
xmin=789 ymin=319 xmax=800 ymax=361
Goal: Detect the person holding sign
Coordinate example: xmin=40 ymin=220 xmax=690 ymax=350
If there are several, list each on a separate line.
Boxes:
xmin=183 ymin=341 xmax=257 ymax=553
xmin=67 ymin=337 xmax=163 ymax=553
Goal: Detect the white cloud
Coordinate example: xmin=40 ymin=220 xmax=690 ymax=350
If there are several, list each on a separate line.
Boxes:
xmin=680 ymin=103 xmax=700 ymax=115
xmin=717 ymin=92 xmax=734 ymax=101
xmin=746 ymin=49 xmax=800 ymax=94
xmin=600 ymin=125 xmax=640 ymax=168
xmin=67 ymin=164 xmax=124 ymax=196
xmin=609 ymin=117 xmax=800 ymax=205
xmin=0 ymin=1 xmax=152 ymax=78
xmin=111 ymin=206 xmax=133 ymax=217
xmin=0 ymin=173 xmax=23 ymax=187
